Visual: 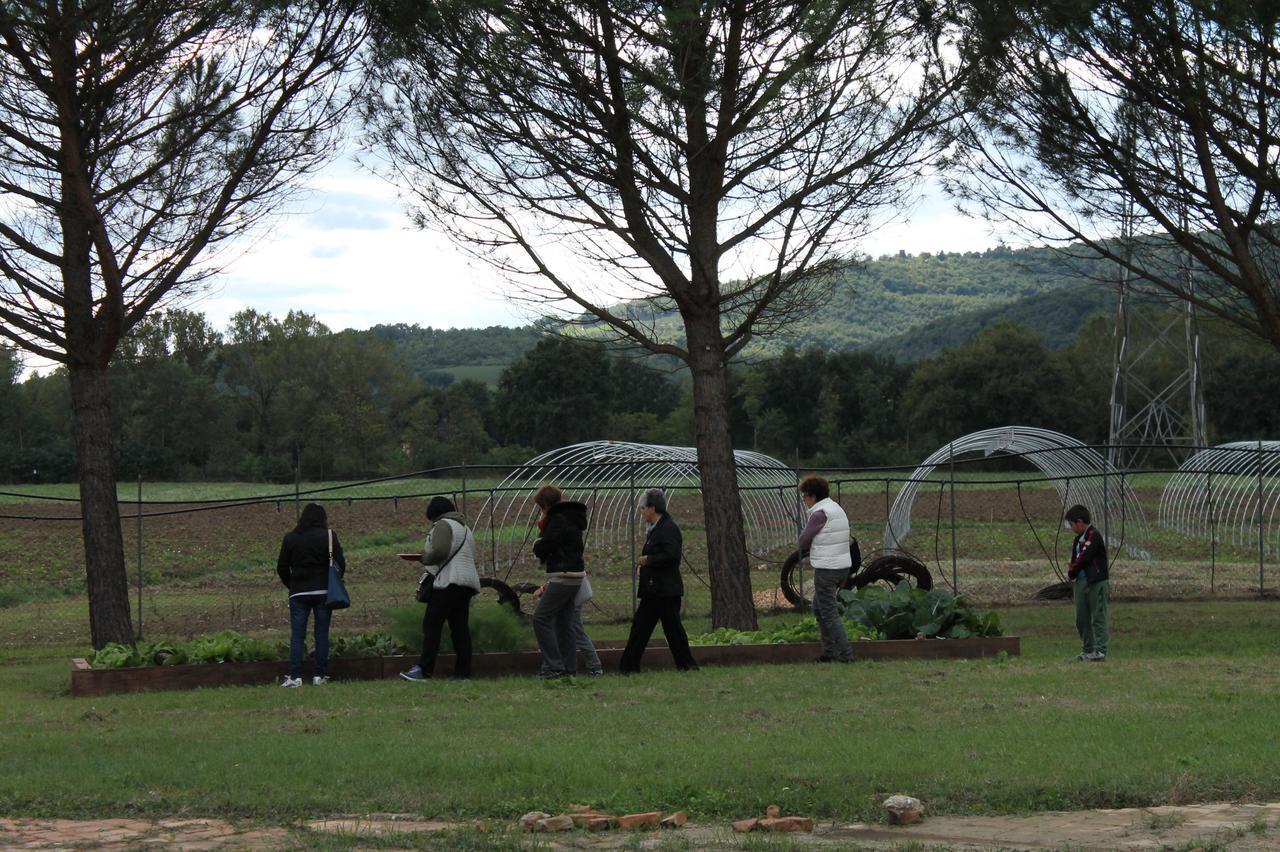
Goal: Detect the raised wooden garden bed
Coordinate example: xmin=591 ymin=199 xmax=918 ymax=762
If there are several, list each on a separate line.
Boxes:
xmin=69 ymin=636 xmax=1019 ymax=697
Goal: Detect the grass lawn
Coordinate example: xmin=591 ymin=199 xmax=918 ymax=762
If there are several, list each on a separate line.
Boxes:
xmin=1 ymin=600 xmax=1277 ymax=827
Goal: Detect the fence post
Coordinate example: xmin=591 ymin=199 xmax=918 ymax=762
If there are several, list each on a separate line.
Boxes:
xmin=1208 ymin=470 xmax=1216 ymax=594
xmin=949 ymin=441 xmax=958 ymax=593
xmin=461 ymin=462 xmax=468 ymax=522
xmin=489 ymin=487 xmax=496 ymax=576
xmin=1102 ymin=454 xmax=1111 ymax=548
xmin=1258 ymin=441 xmax=1265 ymax=595
xmin=293 ymin=443 xmax=301 ymax=521
xmin=629 ymin=459 xmax=637 ymax=616
xmin=136 ymin=471 xmax=144 ymax=642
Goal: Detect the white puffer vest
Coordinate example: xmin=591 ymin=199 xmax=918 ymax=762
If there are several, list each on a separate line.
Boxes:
xmin=808 ymin=497 xmax=852 ymax=570
xmin=429 ymin=518 xmax=481 ymax=592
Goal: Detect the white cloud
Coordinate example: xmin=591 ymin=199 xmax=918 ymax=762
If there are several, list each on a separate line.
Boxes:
xmin=190 ymin=163 xmax=1017 ymax=336
xmin=191 ymin=160 xmax=531 ymax=335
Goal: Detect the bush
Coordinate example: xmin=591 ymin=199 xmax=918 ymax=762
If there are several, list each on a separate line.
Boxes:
xmin=386 ymin=601 xmax=531 ymax=654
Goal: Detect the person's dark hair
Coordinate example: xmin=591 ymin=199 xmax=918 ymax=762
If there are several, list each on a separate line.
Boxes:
xmin=641 ymin=487 xmax=667 ymax=514
xmin=426 ymin=495 xmax=456 ymax=521
xmin=295 ymin=502 xmax=327 ymax=533
xmin=1065 ymin=505 xmax=1091 ymax=525
xmin=533 ymin=484 xmax=562 ymax=511
xmin=799 ymin=476 xmax=830 ymax=502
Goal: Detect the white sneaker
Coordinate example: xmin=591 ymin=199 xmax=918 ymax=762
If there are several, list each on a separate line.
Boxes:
xmin=281 ymin=676 xmax=302 ymax=688
xmin=1086 ymin=651 xmax=1106 ymax=662
xmin=312 ymin=676 xmax=330 ymax=686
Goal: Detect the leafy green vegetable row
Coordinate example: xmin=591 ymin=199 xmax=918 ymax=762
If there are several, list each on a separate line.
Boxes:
xmin=88 ymin=630 xmax=407 ymax=669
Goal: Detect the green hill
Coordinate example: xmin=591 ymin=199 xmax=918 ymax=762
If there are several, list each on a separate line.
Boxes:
xmin=874 ymin=283 xmax=1115 ymax=361
xmin=361 ymin=244 xmax=1126 ymax=379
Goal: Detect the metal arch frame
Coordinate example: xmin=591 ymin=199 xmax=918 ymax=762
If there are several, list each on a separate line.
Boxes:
xmin=883 ymin=426 xmax=1152 ymax=560
xmin=1159 ymin=442 xmax=1280 ymax=557
xmin=473 ymin=441 xmax=798 ymax=579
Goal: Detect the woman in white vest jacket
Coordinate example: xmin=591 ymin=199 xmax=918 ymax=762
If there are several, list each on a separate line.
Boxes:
xmin=798 ymin=476 xmax=854 ymax=662
xmin=400 ymin=495 xmax=481 ymax=681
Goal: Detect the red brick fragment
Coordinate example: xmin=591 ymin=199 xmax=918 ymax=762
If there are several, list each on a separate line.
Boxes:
xmin=615 ymin=812 xmax=661 ymax=830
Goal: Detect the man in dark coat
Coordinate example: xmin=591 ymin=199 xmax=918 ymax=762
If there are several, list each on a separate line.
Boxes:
xmin=619 ymin=488 xmax=698 ymax=673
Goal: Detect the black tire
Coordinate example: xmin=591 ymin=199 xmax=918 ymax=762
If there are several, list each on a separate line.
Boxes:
xmin=478 ymin=577 xmax=522 ymax=615
xmin=779 ymin=539 xmax=862 ymax=610
xmin=1033 ymin=581 xmax=1074 ymax=601
xmin=852 ymin=554 xmax=934 ymax=591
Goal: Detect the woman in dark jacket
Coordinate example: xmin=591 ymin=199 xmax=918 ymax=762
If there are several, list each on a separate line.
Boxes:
xmin=619 ymin=488 xmax=697 ymax=673
xmin=276 ymin=503 xmax=345 ymax=687
xmin=531 ymin=484 xmax=589 ymax=678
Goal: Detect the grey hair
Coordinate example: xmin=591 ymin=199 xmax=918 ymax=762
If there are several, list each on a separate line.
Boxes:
xmin=641 ymin=487 xmax=667 ymax=514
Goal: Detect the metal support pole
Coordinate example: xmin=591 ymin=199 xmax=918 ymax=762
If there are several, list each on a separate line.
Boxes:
xmin=461 ymin=463 xmax=468 ymax=522
xmin=949 ymin=442 xmax=958 ymax=593
xmin=136 ymin=472 xmax=143 ymax=642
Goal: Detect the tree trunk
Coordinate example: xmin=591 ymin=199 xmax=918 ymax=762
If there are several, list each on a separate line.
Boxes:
xmin=68 ymin=362 xmax=135 ymax=648
xmin=685 ymin=314 xmax=757 ymax=630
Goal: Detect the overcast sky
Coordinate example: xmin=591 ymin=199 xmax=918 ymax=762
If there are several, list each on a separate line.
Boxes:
xmin=194 ymin=155 xmax=1010 ymax=338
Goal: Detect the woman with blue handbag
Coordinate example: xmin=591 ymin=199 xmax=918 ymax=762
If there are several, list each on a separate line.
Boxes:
xmin=276 ymin=503 xmax=345 ymax=687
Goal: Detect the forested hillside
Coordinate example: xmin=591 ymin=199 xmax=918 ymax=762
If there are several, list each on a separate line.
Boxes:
xmin=362 ymin=244 xmax=1121 ymax=377
xmin=6 ymin=243 xmax=1270 ymax=482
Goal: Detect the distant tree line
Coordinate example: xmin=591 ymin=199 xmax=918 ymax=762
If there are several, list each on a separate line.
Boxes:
xmin=4 ymin=307 xmax=1276 ymax=484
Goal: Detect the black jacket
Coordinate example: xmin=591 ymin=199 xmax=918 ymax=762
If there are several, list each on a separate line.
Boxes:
xmin=1068 ymin=525 xmax=1108 ymax=585
xmin=277 ymin=525 xmax=345 ymax=595
xmin=640 ymin=513 xmax=683 ymax=598
xmin=532 ymin=501 xmax=588 ymax=573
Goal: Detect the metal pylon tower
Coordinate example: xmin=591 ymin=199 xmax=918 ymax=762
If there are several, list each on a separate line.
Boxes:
xmin=1107 ymin=202 xmax=1207 ymax=470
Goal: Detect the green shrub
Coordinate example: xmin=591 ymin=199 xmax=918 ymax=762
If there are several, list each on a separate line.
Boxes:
xmin=386 ymin=602 xmax=531 ymax=654
xmin=838 ymin=581 xmax=1002 ymax=639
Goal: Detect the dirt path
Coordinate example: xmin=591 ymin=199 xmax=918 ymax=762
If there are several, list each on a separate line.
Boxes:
xmin=3 ymin=802 xmax=1279 ymax=849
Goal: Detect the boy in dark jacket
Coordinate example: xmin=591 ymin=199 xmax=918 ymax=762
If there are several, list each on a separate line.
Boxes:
xmin=1066 ymin=504 xmax=1109 ymax=662
xmin=619 ymin=488 xmax=698 ymax=673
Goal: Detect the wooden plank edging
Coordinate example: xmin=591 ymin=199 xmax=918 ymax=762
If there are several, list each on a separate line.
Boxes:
xmin=70 ymin=636 xmax=1019 ymax=697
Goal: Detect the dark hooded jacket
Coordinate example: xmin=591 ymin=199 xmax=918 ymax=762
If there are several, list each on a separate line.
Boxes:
xmin=532 ymin=500 xmax=588 ymax=573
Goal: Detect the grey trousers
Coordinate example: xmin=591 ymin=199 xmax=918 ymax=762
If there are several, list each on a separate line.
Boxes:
xmin=533 ymin=581 xmax=581 ymax=675
xmin=812 ymin=568 xmax=853 ymax=661
xmin=571 ymin=605 xmax=602 ymax=675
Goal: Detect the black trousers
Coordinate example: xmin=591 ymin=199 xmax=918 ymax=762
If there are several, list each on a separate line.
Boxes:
xmin=619 ymin=595 xmax=697 ymax=673
xmin=418 ymin=584 xmax=473 ymax=677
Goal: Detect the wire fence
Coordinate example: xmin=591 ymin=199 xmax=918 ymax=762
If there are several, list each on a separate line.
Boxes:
xmin=0 ymin=442 xmax=1276 ymax=647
